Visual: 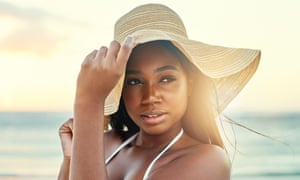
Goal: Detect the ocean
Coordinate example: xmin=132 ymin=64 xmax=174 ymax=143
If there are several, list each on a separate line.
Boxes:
xmin=0 ymin=112 xmax=299 ymax=180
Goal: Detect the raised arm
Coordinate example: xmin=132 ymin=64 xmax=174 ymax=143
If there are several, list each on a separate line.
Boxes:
xmin=70 ymin=37 xmax=134 ymax=180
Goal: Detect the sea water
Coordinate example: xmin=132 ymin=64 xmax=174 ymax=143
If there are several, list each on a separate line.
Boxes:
xmin=0 ymin=112 xmax=299 ymax=180
xmin=228 ymin=112 xmax=300 ymax=180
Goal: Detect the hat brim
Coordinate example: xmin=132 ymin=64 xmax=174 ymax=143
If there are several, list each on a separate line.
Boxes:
xmin=104 ymin=29 xmax=260 ymax=115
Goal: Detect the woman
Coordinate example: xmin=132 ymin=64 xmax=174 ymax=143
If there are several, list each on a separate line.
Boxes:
xmin=58 ymin=4 xmax=260 ymax=180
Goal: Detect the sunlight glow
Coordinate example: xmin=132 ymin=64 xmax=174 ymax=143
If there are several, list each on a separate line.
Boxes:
xmin=0 ymin=15 xmax=25 ymax=39
xmin=1 ymin=0 xmax=299 ymax=112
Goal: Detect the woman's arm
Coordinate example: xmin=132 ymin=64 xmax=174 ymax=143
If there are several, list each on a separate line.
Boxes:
xmin=70 ymin=37 xmax=134 ymax=180
xmin=58 ymin=157 xmax=71 ymax=180
xmin=58 ymin=118 xmax=73 ymax=180
xmin=71 ymin=101 xmax=106 ymax=179
xmin=57 ymin=119 xmax=121 ymax=180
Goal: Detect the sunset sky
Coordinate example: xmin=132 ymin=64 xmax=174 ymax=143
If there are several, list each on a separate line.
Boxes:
xmin=0 ymin=0 xmax=299 ymax=112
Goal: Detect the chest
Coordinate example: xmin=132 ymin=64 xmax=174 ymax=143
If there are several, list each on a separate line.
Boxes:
xmin=106 ymin=146 xmax=179 ymax=180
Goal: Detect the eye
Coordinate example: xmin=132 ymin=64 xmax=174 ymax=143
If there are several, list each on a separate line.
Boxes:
xmin=160 ymin=76 xmax=176 ymax=83
xmin=126 ymin=78 xmax=142 ymax=86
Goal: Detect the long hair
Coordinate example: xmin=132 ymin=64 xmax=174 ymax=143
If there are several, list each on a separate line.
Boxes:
xmin=109 ymin=40 xmax=224 ymax=147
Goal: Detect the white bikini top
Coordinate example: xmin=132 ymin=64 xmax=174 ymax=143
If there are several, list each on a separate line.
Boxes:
xmin=105 ymin=129 xmax=184 ymax=180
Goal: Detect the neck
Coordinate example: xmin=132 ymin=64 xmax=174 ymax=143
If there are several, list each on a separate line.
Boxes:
xmin=135 ymin=127 xmax=183 ymax=149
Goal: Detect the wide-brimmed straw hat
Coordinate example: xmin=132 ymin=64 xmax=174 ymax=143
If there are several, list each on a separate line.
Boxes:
xmin=104 ymin=3 xmax=261 ymax=117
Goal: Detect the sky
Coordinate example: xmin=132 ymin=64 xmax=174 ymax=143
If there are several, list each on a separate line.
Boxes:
xmin=0 ymin=0 xmax=299 ymax=113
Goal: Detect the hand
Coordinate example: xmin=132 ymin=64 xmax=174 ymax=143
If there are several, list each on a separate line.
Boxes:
xmin=58 ymin=118 xmax=74 ymax=158
xmin=75 ymin=36 xmax=134 ymax=104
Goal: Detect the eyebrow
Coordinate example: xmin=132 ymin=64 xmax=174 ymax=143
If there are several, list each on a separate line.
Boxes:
xmin=126 ymin=65 xmax=179 ymax=75
xmin=155 ymin=65 xmax=178 ymax=72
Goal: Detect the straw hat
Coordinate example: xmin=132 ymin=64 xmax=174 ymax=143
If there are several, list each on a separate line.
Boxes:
xmin=104 ymin=3 xmax=261 ymax=116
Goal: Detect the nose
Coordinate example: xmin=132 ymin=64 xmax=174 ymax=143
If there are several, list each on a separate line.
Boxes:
xmin=141 ymin=83 xmax=161 ymax=105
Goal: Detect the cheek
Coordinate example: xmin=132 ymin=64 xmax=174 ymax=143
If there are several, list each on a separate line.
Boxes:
xmin=156 ymin=80 xmax=189 ymax=117
xmin=122 ymin=87 xmax=143 ymax=124
xmin=167 ymin=76 xmax=189 ymax=97
xmin=122 ymin=87 xmax=140 ymax=109
xmin=168 ymin=82 xmax=189 ymax=108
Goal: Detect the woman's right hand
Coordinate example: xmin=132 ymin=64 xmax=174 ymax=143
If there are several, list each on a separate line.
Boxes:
xmin=59 ymin=118 xmax=74 ymax=158
xmin=75 ymin=36 xmax=135 ymax=105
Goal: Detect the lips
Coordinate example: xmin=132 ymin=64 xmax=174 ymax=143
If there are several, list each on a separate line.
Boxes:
xmin=140 ymin=111 xmax=167 ymax=124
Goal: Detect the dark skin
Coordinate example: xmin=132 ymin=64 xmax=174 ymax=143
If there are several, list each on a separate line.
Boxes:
xmin=58 ymin=39 xmax=230 ymax=180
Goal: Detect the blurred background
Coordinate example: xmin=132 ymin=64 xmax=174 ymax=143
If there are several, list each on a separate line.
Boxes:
xmin=1 ymin=0 xmax=299 ymax=179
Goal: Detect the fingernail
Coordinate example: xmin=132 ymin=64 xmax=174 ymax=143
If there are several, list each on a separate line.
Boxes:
xmin=124 ymin=35 xmax=134 ymax=48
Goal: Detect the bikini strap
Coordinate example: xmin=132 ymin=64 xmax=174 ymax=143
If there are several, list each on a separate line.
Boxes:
xmin=143 ymin=129 xmax=184 ymax=180
xmin=105 ymin=133 xmax=138 ymax=164
xmin=105 ymin=129 xmax=184 ymax=180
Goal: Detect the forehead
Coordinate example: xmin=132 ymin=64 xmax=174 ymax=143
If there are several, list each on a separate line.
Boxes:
xmin=127 ymin=41 xmax=185 ymax=70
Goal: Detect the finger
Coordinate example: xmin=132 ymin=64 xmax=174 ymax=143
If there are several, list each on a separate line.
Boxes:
xmin=82 ymin=50 xmax=97 ymax=68
xmin=106 ymin=40 xmax=121 ymax=64
xmin=59 ymin=118 xmax=74 ymax=133
xmin=96 ymin=46 xmax=108 ymax=59
xmin=59 ymin=123 xmax=72 ymax=133
xmin=66 ymin=118 xmax=74 ymax=131
xmin=87 ymin=50 xmax=98 ymax=59
xmin=94 ymin=47 xmax=108 ymax=68
xmin=116 ymin=36 xmax=135 ymax=68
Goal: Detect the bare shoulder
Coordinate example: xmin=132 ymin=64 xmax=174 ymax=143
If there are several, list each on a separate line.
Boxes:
xmin=156 ymin=142 xmax=231 ymax=180
xmin=103 ymin=130 xmax=123 ymax=158
xmin=104 ymin=130 xmax=121 ymax=142
xmin=189 ymin=144 xmax=231 ymax=179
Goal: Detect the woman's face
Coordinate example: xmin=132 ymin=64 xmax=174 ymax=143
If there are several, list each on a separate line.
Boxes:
xmin=122 ymin=43 xmax=190 ymax=134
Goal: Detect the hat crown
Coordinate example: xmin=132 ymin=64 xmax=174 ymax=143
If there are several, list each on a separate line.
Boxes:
xmin=114 ymin=4 xmax=187 ymax=42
